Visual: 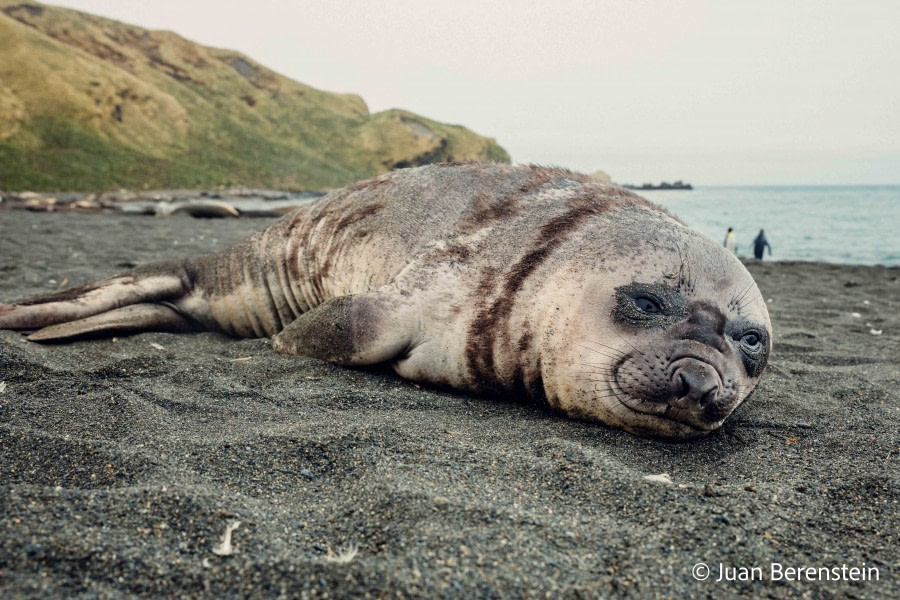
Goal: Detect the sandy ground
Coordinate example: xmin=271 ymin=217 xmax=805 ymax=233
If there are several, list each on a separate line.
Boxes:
xmin=0 ymin=211 xmax=897 ymax=598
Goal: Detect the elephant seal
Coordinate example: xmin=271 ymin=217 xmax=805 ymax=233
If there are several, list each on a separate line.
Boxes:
xmin=155 ymin=200 xmax=241 ymax=219
xmin=0 ymin=163 xmax=771 ymax=439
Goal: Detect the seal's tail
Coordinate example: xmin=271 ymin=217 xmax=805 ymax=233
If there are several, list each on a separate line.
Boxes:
xmin=0 ymin=264 xmax=195 ymax=342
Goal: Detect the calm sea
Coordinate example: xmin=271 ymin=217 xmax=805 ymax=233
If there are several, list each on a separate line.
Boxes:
xmin=638 ymin=186 xmax=900 ymax=267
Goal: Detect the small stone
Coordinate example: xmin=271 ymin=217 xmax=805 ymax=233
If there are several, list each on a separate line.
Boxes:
xmin=643 ymin=473 xmax=673 ymax=485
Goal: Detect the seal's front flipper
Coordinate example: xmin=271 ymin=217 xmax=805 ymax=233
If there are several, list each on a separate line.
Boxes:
xmin=0 ymin=263 xmax=191 ymax=341
xmin=272 ymin=289 xmax=417 ymax=366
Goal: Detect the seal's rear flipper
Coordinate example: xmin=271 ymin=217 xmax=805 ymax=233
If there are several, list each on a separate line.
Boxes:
xmin=272 ymin=288 xmax=416 ymax=366
xmin=26 ymin=303 xmax=196 ymax=342
xmin=0 ymin=268 xmax=191 ymax=341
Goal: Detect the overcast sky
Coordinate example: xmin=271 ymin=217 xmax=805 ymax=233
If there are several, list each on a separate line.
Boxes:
xmin=49 ymin=1 xmax=900 ymax=184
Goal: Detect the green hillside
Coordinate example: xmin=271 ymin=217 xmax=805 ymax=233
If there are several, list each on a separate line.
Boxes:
xmin=0 ymin=1 xmax=509 ymax=191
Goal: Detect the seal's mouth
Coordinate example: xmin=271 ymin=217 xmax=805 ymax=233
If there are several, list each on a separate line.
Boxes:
xmin=607 ymin=356 xmax=725 ymax=434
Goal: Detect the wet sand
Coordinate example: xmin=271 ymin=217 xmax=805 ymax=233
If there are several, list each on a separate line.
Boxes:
xmin=0 ymin=211 xmax=897 ymax=598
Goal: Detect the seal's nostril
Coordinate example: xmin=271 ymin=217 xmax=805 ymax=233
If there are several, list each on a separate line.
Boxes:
xmin=676 ymin=372 xmax=690 ymax=397
xmin=699 ymin=387 xmax=718 ymax=408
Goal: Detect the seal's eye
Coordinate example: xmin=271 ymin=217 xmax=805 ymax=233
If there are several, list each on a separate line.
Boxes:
xmin=740 ymin=331 xmax=762 ymax=352
xmin=634 ymin=296 xmax=661 ymax=314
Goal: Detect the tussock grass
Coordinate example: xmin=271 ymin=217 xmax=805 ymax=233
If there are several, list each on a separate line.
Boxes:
xmin=0 ymin=0 xmax=509 ymax=191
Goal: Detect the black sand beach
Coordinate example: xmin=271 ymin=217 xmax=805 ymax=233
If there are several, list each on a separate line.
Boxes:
xmin=0 ymin=211 xmax=897 ymax=598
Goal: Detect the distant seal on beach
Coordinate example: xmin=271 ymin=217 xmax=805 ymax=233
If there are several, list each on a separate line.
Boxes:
xmin=0 ymin=163 xmax=771 ymax=438
xmin=155 ymin=200 xmax=241 ymax=219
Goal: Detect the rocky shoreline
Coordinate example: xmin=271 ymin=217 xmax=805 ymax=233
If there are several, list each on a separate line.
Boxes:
xmin=0 ymin=188 xmax=322 ymax=217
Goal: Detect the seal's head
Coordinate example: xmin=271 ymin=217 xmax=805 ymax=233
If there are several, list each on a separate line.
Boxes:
xmin=542 ymin=208 xmax=772 ymax=439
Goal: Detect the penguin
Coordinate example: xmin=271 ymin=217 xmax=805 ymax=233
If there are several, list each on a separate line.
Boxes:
xmin=724 ymin=227 xmax=737 ymax=254
xmin=753 ymin=229 xmax=772 ymax=260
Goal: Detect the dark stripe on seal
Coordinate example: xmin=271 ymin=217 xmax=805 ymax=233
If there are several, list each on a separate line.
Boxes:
xmin=457 ymin=167 xmax=582 ymax=235
xmin=238 ymin=248 xmax=265 ymax=338
xmin=465 ymin=194 xmax=633 ymax=395
xmin=270 ymin=221 xmax=302 ymax=322
xmin=333 ymin=202 xmax=385 ymax=233
xmin=253 ymin=236 xmax=285 ymax=335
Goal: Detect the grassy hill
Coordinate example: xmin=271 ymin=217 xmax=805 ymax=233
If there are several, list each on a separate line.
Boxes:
xmin=0 ymin=1 xmax=509 ymax=191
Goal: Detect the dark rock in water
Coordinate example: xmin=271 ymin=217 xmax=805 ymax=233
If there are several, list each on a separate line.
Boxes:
xmin=623 ymin=181 xmax=693 ymax=190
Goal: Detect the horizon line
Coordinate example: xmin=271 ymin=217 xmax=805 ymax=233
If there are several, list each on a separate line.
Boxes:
xmin=618 ymin=183 xmax=900 ymax=188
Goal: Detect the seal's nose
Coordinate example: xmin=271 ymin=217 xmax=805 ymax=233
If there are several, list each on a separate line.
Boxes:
xmin=672 ymin=360 xmax=720 ymax=410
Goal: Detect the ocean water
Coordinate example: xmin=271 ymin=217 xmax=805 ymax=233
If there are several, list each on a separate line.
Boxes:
xmin=639 ymin=186 xmax=900 ymax=266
